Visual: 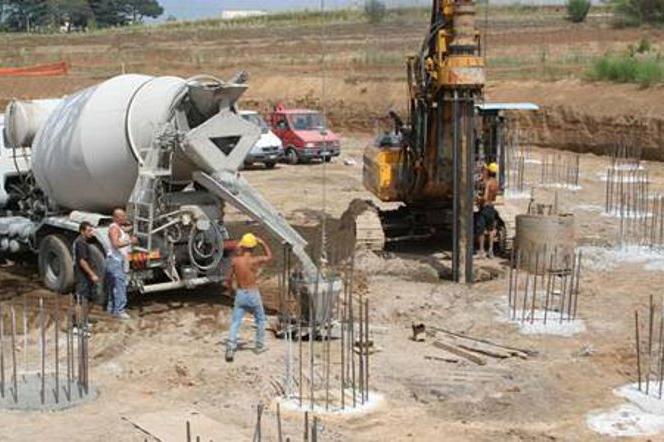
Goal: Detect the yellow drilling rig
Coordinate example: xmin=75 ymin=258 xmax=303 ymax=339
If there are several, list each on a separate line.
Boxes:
xmin=348 ymin=0 xmax=485 ymax=283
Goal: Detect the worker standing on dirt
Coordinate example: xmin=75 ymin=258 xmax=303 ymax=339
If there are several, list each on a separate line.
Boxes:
xmin=73 ymin=221 xmax=99 ymax=331
xmin=475 ymin=163 xmax=500 ymax=258
xmin=105 ymin=208 xmax=137 ymax=320
xmin=225 ymin=233 xmax=272 ymax=363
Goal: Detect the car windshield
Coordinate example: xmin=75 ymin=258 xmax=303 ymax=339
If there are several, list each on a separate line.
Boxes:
xmin=290 ymin=113 xmax=326 ymax=131
xmin=241 ymin=113 xmax=269 ymax=134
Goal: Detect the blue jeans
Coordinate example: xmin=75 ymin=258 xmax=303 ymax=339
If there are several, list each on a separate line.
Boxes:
xmin=227 ymin=289 xmax=266 ymax=351
xmin=105 ymin=257 xmax=127 ymax=315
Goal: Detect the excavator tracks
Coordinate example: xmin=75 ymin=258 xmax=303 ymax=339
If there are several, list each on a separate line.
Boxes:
xmin=339 ymin=199 xmax=386 ymax=253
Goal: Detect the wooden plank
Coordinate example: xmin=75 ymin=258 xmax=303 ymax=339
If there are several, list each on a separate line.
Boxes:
xmin=440 ymin=335 xmax=528 ymax=360
xmin=429 ymin=326 xmax=536 ymax=356
xmin=432 ymin=340 xmax=487 ymax=366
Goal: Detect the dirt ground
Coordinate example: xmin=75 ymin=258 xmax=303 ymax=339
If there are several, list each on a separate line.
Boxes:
xmin=0 ymin=133 xmax=661 ymax=441
xmin=2 ymin=6 xmax=664 ymax=442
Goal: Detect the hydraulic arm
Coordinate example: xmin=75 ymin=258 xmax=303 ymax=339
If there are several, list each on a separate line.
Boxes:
xmin=360 ymin=0 xmax=485 ymax=282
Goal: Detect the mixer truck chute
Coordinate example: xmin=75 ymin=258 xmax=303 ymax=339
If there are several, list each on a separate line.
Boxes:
xmin=0 ymin=74 xmax=338 ymax=318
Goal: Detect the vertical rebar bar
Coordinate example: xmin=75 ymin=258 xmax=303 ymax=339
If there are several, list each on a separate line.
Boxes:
xmin=312 ymin=416 xmax=319 ymax=442
xmin=350 ymin=293 xmax=356 ymax=408
xmin=54 ymin=299 xmax=59 ymax=404
xmin=23 ymin=296 xmax=27 ymax=376
xmin=340 ymin=279 xmax=346 ymax=410
xmin=636 ymin=310 xmax=642 ymax=391
xmin=559 ymin=255 xmax=569 ymax=323
xmin=507 ymin=246 xmax=515 ymax=319
xmin=255 ymin=403 xmax=263 ymax=442
xmin=10 ymin=306 xmax=17 ymax=403
xmin=365 ymin=298 xmax=370 ymax=402
xmin=325 ymin=320 xmax=330 ymax=412
xmin=544 ymin=253 xmax=554 ymax=325
xmin=647 ymin=294 xmax=655 ymax=394
xmin=186 ymin=420 xmax=191 ymax=442
xmin=358 ymin=294 xmax=364 ymax=405
xmin=309 ymin=279 xmax=315 ymax=411
xmin=0 ymin=303 xmax=4 ymax=399
xmin=512 ymin=249 xmax=521 ymax=321
xmin=520 ymin=249 xmax=531 ymax=323
xmin=277 ymin=402 xmax=283 ymax=442
xmin=67 ymin=306 xmax=72 ymax=401
xmin=530 ymin=249 xmax=539 ymax=324
xmin=298 ymin=287 xmax=303 ymax=408
xmin=40 ymin=297 xmax=45 ymax=405
xmin=83 ymin=297 xmax=89 ymax=394
xmin=572 ymin=251 xmax=582 ymax=319
xmin=304 ymin=411 xmax=309 ymax=442
xmin=657 ymin=298 xmax=664 ymax=399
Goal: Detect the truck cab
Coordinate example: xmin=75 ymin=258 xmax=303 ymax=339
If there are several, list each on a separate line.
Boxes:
xmin=268 ymin=105 xmax=341 ymax=165
xmin=239 ymin=110 xmax=284 ymax=169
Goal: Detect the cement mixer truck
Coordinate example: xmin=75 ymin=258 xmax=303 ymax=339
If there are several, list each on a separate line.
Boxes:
xmin=0 ymin=73 xmax=337 ymax=317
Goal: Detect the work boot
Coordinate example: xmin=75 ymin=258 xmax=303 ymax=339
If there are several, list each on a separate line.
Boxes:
xmin=254 ymin=345 xmax=268 ymax=355
xmin=225 ymin=348 xmax=235 ymax=362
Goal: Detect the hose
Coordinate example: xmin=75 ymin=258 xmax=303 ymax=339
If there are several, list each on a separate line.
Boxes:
xmin=187 ymin=222 xmax=224 ymax=272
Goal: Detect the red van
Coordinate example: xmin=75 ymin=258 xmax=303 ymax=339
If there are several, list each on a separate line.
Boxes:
xmin=268 ymin=105 xmax=341 ymax=164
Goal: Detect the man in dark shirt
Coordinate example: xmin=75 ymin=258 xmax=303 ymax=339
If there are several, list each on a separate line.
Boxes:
xmin=73 ymin=222 xmax=99 ymax=329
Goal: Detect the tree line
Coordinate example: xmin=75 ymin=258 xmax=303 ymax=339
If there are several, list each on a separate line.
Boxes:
xmin=0 ymin=0 xmax=164 ymax=32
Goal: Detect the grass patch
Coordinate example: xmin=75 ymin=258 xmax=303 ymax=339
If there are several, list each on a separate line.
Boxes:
xmin=587 ymin=53 xmax=664 ymax=87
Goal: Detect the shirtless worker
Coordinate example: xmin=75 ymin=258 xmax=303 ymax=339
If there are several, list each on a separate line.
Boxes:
xmin=475 ymin=162 xmax=500 ymax=258
xmin=225 ymin=233 xmax=273 ymax=363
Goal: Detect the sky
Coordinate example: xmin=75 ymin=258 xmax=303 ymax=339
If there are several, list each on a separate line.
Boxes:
xmin=158 ymin=0 xmax=569 ymax=21
xmin=158 ymin=1 xmax=428 ymax=21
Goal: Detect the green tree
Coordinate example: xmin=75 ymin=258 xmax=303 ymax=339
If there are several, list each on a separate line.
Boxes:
xmin=88 ymin=0 xmax=125 ymax=27
xmin=121 ymin=0 xmax=163 ymax=23
xmin=3 ymin=0 xmax=50 ymax=32
xmin=612 ymin=0 xmax=664 ymax=25
xmin=48 ymin=0 xmax=93 ymax=30
xmin=566 ymin=0 xmax=591 ymax=23
xmin=364 ymin=0 xmax=386 ymax=24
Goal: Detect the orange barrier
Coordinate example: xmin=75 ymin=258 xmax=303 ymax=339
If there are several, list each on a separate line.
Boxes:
xmin=0 ymin=61 xmax=68 ymax=77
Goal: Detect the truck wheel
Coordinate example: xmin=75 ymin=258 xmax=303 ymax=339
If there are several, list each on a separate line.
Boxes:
xmin=286 ymin=148 xmax=299 ymax=165
xmin=89 ymin=244 xmax=107 ymax=306
xmin=494 ymin=218 xmax=509 ymax=258
xmin=264 ymin=161 xmax=276 ymax=169
xmin=324 ymin=156 xmax=332 ymax=163
xmin=38 ymin=235 xmax=74 ymax=294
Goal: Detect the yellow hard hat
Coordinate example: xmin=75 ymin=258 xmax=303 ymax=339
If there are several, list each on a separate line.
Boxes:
xmin=238 ymin=233 xmax=258 ymax=249
xmin=487 ymin=162 xmax=499 ymax=174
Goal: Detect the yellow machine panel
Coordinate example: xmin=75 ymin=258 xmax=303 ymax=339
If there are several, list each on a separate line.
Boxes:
xmin=363 ymin=145 xmax=402 ymax=202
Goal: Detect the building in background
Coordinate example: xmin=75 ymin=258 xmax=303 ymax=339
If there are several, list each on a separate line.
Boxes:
xmin=221 ymin=10 xmax=267 ymax=20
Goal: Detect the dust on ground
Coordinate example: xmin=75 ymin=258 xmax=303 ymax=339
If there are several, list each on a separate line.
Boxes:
xmin=0 ymin=132 xmax=660 ymax=440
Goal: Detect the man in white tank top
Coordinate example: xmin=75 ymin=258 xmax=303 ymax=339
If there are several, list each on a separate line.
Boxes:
xmin=105 ymin=208 xmax=136 ymax=319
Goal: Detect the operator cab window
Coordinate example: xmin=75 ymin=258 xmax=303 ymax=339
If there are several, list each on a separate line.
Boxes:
xmin=375 ymin=131 xmax=402 ymax=148
xmin=1 ymin=124 xmax=6 ymax=152
xmin=275 ymin=116 xmax=288 ymax=131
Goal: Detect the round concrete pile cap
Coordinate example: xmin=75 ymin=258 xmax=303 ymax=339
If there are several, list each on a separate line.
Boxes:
xmin=0 ymin=373 xmax=98 ymax=411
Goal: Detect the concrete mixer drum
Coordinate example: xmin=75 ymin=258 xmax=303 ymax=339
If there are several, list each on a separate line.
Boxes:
xmin=1 ymin=73 xmax=342 ymax=323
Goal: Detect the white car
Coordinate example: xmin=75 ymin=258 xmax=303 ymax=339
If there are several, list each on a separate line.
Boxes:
xmin=240 ymin=110 xmax=284 ymax=169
